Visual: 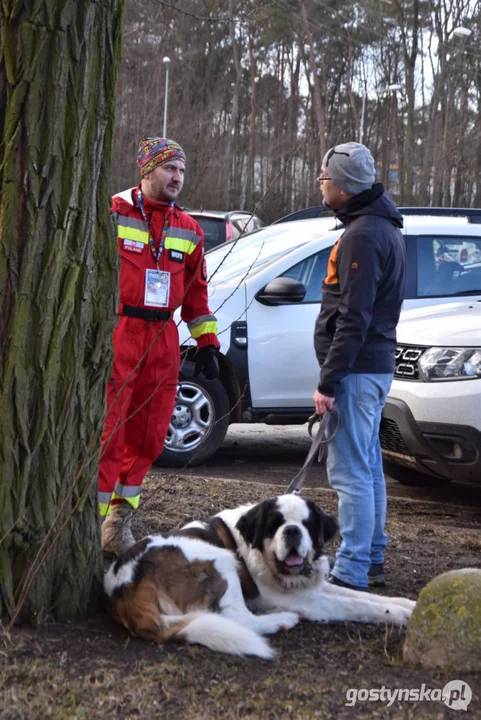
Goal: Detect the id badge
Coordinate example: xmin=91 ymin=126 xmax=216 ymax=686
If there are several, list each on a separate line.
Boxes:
xmin=144 ymin=269 xmax=170 ymax=307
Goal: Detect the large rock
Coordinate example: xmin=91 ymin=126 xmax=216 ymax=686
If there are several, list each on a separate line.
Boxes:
xmin=403 ymin=568 xmax=481 ymax=671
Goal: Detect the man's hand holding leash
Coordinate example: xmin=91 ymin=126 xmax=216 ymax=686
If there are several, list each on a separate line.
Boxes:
xmin=313 ymin=390 xmax=334 ymax=416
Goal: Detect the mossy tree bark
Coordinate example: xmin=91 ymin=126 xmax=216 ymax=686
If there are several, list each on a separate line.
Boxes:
xmin=0 ymin=0 xmax=125 ymax=622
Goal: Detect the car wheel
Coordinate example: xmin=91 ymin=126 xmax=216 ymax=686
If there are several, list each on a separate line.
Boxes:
xmin=155 ymin=361 xmax=230 ymax=467
xmin=383 ymin=459 xmax=451 ymax=486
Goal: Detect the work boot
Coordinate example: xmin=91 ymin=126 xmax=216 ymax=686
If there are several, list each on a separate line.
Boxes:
xmin=101 ymin=503 xmax=136 ymax=556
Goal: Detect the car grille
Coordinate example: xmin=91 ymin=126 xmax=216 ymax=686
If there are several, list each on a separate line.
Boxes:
xmin=379 ymin=417 xmax=410 ymax=455
xmin=394 ymin=344 xmax=428 ymax=380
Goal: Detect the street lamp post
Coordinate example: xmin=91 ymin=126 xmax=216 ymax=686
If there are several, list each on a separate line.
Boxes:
xmin=162 ymin=57 xmax=171 ymax=137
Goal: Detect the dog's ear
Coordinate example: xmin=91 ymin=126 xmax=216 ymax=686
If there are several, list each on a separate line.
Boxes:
xmin=322 ymin=512 xmax=338 ymax=543
xmin=236 ymin=500 xmax=274 ymax=551
xmin=305 ymin=500 xmax=338 ymax=553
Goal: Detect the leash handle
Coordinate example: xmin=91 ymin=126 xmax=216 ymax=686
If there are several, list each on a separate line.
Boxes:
xmin=286 ymin=407 xmax=339 ymax=495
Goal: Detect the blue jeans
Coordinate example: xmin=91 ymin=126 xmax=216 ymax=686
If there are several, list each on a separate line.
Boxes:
xmin=326 ymin=373 xmax=393 ymax=588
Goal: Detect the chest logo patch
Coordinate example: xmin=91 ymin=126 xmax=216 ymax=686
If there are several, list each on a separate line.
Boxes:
xmin=122 ymin=239 xmax=144 ymax=254
xmin=169 ymin=249 xmax=184 ymax=263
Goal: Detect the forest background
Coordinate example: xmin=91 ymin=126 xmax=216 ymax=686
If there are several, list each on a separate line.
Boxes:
xmin=112 ymin=0 xmax=481 ymax=223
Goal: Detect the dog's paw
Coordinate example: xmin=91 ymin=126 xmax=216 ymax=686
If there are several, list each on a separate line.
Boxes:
xmin=257 ymin=611 xmax=299 ymax=634
xmin=391 ymin=597 xmax=416 ymax=611
xmin=277 ymin=611 xmax=300 ymax=631
xmin=383 ymin=604 xmax=413 ymax=627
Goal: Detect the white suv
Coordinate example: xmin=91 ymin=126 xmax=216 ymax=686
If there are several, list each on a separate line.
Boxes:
xmin=157 ymin=209 xmax=481 ymax=484
xmin=381 ymin=301 xmax=481 ymax=485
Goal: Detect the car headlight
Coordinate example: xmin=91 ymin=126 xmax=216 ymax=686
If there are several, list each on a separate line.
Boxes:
xmin=419 ymin=347 xmax=481 ymax=381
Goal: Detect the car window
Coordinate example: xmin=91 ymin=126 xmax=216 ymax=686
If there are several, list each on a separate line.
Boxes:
xmin=280 ymin=248 xmax=331 ymax=303
xmin=231 ymin=215 xmax=258 ymax=237
xmin=190 ymin=216 xmax=226 ymax=251
xmin=230 ymin=219 xmax=243 ymax=239
xmin=417 ymin=236 xmax=481 ymax=297
xmin=243 ymin=216 xmax=263 ymax=234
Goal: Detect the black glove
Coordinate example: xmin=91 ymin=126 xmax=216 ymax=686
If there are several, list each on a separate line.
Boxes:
xmin=194 ymin=345 xmax=220 ymax=380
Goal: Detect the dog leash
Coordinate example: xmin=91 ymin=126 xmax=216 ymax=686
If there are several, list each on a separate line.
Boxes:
xmin=286 ymin=407 xmax=339 ymax=495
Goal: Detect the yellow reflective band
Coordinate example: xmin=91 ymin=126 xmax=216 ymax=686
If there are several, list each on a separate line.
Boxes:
xmin=111 ymin=492 xmax=140 ymax=510
xmin=99 ymin=502 xmax=111 ymax=517
xmin=164 ymin=237 xmax=196 ymax=255
xmin=118 ymin=224 xmax=149 ymax=244
xmin=190 ymin=321 xmax=219 ymax=339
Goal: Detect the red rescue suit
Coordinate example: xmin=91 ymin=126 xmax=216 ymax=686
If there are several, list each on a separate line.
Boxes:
xmin=98 ymin=185 xmax=219 ymax=516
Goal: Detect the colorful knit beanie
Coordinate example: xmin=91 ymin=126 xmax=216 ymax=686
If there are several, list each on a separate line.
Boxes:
xmin=137 ymin=137 xmax=186 ymax=177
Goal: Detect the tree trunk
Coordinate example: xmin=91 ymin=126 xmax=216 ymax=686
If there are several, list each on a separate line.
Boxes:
xmin=475 ymin=90 xmax=481 ymax=206
xmin=223 ymin=0 xmax=241 ymax=207
xmin=298 ymin=0 xmax=326 ymax=163
xmin=431 ymin=11 xmax=449 ymax=207
xmin=287 ymin=52 xmax=301 ymax=212
xmin=395 ymin=0 xmax=419 ymax=205
xmin=0 ymin=0 xmax=124 ymax=623
xmin=381 ymin=97 xmax=390 ymax=188
xmin=345 ymin=33 xmax=359 ymax=140
xmin=246 ymin=32 xmax=257 ymax=208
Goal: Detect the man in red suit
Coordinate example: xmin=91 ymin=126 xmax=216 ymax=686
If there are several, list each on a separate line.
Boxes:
xmin=99 ymin=137 xmax=220 ymax=555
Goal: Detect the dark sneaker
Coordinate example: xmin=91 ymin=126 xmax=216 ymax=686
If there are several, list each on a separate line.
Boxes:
xmin=368 ymin=563 xmax=386 ymax=587
xmin=328 ymin=574 xmax=367 ymax=592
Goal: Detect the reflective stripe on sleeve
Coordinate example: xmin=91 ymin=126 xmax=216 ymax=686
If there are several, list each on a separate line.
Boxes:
xmin=188 ymin=314 xmax=219 ymax=339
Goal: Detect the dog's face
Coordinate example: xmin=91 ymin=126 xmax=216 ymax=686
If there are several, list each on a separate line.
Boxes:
xmin=236 ymin=495 xmax=337 ymax=588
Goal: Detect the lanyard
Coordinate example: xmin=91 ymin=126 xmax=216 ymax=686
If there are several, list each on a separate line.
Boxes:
xmin=137 ymin=188 xmax=174 ymax=268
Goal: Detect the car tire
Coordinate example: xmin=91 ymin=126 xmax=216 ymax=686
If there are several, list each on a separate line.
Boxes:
xmin=155 ymin=361 xmax=230 ymax=468
xmin=383 ymin=459 xmax=452 ymax=486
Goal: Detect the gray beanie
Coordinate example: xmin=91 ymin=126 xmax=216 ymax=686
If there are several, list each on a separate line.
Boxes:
xmin=322 ymin=142 xmax=375 ymax=195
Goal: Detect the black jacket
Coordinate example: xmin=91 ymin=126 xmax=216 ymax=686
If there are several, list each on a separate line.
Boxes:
xmin=314 ymin=184 xmax=406 ymax=397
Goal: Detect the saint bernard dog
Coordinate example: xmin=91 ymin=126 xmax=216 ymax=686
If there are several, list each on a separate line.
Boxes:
xmin=104 ymin=494 xmax=416 ymax=658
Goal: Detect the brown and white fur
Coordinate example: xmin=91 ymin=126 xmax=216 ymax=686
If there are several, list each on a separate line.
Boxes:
xmin=104 ymin=494 xmax=416 ymax=658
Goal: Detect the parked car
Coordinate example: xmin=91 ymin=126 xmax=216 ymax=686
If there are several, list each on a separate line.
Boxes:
xmin=157 ymin=209 xmax=481 ymax=481
xmin=381 ymin=301 xmax=481 ymax=485
xmin=184 ymin=208 xmax=264 ymax=251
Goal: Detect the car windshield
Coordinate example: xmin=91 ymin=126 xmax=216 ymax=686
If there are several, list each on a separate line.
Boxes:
xmin=206 ymin=222 xmax=332 ymax=286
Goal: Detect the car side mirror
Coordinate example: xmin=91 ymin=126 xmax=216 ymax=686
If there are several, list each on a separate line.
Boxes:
xmin=255 ymin=277 xmax=306 ymax=306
